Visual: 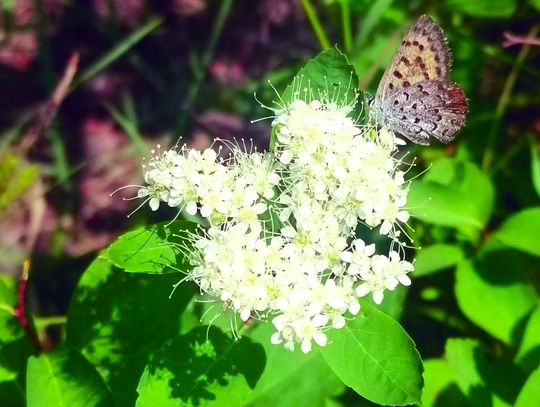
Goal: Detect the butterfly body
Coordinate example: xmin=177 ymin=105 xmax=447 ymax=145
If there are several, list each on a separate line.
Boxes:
xmin=371 ymin=15 xmax=467 ymax=145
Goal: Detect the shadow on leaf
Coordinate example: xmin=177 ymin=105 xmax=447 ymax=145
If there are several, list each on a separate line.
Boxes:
xmin=137 ymin=326 xmax=265 ymax=406
xmin=66 ymin=257 xmax=195 ymax=405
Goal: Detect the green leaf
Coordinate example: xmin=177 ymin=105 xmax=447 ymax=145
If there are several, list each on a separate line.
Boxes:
xmin=515 ymin=303 xmax=540 ymax=373
xmin=408 ymin=159 xmax=494 ymax=240
xmin=531 ymin=0 xmax=540 ymax=11
xmin=66 ymin=257 xmax=194 ymax=406
xmin=515 ymin=367 xmax=540 ymax=407
xmin=26 ymin=347 xmax=114 ymax=407
xmin=490 ymin=207 xmax=540 ymax=257
xmin=0 ymin=276 xmax=35 ymax=406
xmin=414 ymin=244 xmax=464 ymax=277
xmin=445 ymin=0 xmax=516 ymax=17
xmin=445 ymin=338 xmax=525 ymax=406
xmin=245 ymin=322 xmax=344 ymax=407
xmin=321 ymin=300 xmax=423 ymax=406
xmin=422 ymin=358 xmax=467 ymax=407
xmin=270 ymin=48 xmax=359 ymax=151
xmin=376 ymin=285 xmax=409 ymax=320
xmin=104 ymin=220 xmax=198 ymax=274
xmin=136 ymin=326 xmax=265 ymax=406
xmin=455 ymin=254 xmax=538 ymax=345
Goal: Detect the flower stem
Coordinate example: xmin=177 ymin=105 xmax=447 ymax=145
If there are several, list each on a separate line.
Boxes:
xmin=340 ymin=0 xmax=352 ymax=52
xmin=482 ymin=24 xmax=540 ymax=172
xmin=300 ymin=0 xmax=331 ymax=50
xmin=72 ymin=16 xmax=163 ymax=90
xmin=174 ymin=0 xmax=234 ymax=136
xmin=16 ymin=259 xmax=41 ymax=350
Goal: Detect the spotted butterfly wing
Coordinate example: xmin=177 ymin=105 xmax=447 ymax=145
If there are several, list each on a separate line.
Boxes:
xmin=371 ymin=15 xmax=467 ymax=145
xmin=379 ymin=80 xmax=467 ymax=145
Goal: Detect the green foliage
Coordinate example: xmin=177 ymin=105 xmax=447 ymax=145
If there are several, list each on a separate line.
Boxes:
xmin=0 ymin=276 xmax=35 ymax=406
xmin=408 ymin=158 xmax=494 ymax=240
xmin=376 ymin=285 xmax=408 ymax=320
xmin=445 ymin=0 xmax=517 ymax=17
xmin=104 ymin=220 xmax=198 ymax=274
xmin=0 ymin=152 xmax=39 ymax=215
xmin=455 ymin=255 xmax=537 ymax=345
xmin=490 ymin=207 xmax=540 ymax=257
xmin=422 ymin=358 xmax=466 ymax=407
xmin=321 ymin=301 xmax=423 ymax=406
xmin=245 ymin=322 xmax=344 ymax=407
xmin=27 ymin=347 xmax=114 ymax=407
xmin=445 ymin=338 xmax=525 ymax=406
xmin=515 ymin=367 xmax=540 ymax=407
xmin=136 ymin=326 xmax=265 ymax=406
xmin=530 ymin=0 xmax=540 ymax=11
xmin=65 ymin=257 xmax=195 ymax=405
xmin=530 ymin=142 xmax=540 ymax=198
xmin=515 ymin=303 xmax=540 ymax=373
xmin=414 ymin=244 xmax=464 ymax=277
xmin=422 ymin=338 xmax=532 ymax=406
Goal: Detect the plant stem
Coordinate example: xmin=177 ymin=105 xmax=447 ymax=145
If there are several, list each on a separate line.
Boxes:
xmin=47 ymin=126 xmax=70 ymax=182
xmin=340 ymin=0 xmax=352 ymax=52
xmin=174 ymin=0 xmax=234 ymax=136
xmin=18 ymin=53 xmax=79 ymax=157
xmin=71 ymin=16 xmax=163 ymax=90
xmin=482 ymin=24 xmax=540 ymax=172
xmin=300 ymin=0 xmax=331 ymax=50
xmin=16 ymin=259 xmax=41 ymax=350
xmin=102 ymin=93 xmax=148 ymax=155
xmin=35 ymin=315 xmax=67 ymax=330
xmin=491 ymin=137 xmax=527 ymax=175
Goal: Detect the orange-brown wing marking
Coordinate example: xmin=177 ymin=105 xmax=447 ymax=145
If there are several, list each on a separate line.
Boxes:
xmin=375 ymin=15 xmax=451 ymax=102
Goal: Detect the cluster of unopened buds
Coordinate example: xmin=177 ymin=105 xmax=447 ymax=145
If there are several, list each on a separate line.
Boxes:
xmin=136 ymin=95 xmax=414 ymax=353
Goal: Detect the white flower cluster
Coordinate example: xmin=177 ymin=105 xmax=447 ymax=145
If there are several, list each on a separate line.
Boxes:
xmin=138 ymin=97 xmax=414 ymax=353
xmin=274 ymin=99 xmax=410 ymax=235
xmin=138 ymin=146 xmax=280 ymax=225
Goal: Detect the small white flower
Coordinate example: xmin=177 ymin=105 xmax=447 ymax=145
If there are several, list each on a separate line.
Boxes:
xmin=341 ymin=239 xmax=376 ymax=276
xmin=354 ymin=251 xmax=413 ymax=304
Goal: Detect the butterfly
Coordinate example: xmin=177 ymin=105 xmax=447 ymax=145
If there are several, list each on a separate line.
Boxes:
xmin=370 ymin=15 xmax=468 ymax=145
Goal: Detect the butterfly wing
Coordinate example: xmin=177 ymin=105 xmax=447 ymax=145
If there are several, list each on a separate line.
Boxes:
xmin=381 ymin=80 xmax=467 ymax=145
xmin=375 ymin=15 xmax=451 ymax=105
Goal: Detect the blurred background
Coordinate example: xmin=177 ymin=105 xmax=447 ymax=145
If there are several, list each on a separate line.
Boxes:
xmin=0 ymin=0 xmax=539 ymax=369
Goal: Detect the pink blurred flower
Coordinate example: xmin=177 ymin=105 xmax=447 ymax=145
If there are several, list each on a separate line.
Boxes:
xmin=92 ymin=0 xmax=146 ymax=28
xmin=64 ymin=117 xmax=142 ymax=256
xmin=0 ymin=32 xmax=38 ymax=70
xmin=171 ymin=0 xmax=207 ymax=16
xmin=79 ymin=117 xmax=140 ymax=218
xmin=258 ymin=0 xmax=298 ymax=43
xmin=209 ymin=58 xmax=247 ymax=87
xmin=258 ymin=0 xmax=294 ymax=25
xmin=85 ymin=72 xmax=135 ymax=99
xmin=0 ymin=0 xmax=65 ymax=70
